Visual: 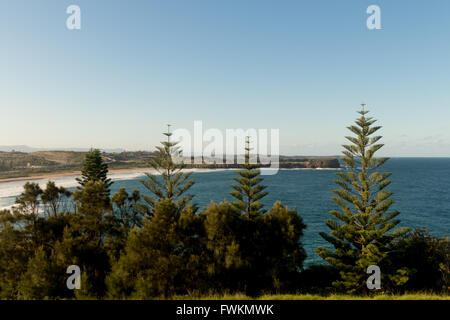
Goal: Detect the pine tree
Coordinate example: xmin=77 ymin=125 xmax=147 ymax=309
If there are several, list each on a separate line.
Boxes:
xmin=138 ymin=125 xmax=195 ymax=215
xmin=107 ymin=126 xmax=199 ymax=298
xmin=72 ymin=180 xmax=114 ymax=297
xmin=315 ymin=104 xmax=410 ymax=294
xmin=226 ymin=137 xmax=270 ymax=294
xmin=230 ymin=136 xmax=268 ymax=218
xmin=73 ymin=181 xmax=112 ymax=243
xmin=76 ymin=149 xmax=112 ymax=196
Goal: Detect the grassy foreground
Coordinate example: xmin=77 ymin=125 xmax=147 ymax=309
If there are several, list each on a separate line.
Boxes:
xmin=172 ymin=293 xmax=450 ymax=300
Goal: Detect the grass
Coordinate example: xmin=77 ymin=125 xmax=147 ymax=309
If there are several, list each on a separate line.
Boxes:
xmin=258 ymin=293 xmax=450 ymax=300
xmin=172 ymin=293 xmax=449 ymax=300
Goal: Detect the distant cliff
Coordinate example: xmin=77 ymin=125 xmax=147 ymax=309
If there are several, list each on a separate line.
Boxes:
xmin=278 ymin=158 xmax=340 ymax=169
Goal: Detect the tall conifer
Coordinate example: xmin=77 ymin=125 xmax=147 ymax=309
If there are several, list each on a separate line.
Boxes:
xmin=316 ymin=104 xmax=410 ymax=293
xmin=138 ymin=125 xmax=195 ymax=215
xmin=76 ymin=148 xmax=112 ymax=197
xmin=72 ymin=150 xmax=115 ymax=297
xmin=230 ymin=137 xmax=268 ymax=218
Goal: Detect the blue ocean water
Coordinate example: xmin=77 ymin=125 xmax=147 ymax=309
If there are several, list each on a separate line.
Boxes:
xmin=107 ymin=158 xmax=450 ymax=265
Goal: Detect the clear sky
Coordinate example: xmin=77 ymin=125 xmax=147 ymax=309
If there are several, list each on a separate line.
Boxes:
xmin=1 ymin=0 xmax=450 ymax=156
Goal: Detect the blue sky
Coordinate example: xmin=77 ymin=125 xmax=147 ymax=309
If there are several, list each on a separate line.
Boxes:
xmin=1 ymin=0 xmax=450 ymax=156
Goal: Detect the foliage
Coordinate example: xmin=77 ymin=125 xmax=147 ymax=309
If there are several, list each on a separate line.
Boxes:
xmin=112 ymin=187 xmax=142 ymax=230
xmin=41 ymin=181 xmax=72 ymax=216
xmin=71 ymin=180 xmax=115 ymax=297
xmin=15 ymin=182 xmax=43 ymax=216
xmin=316 ymin=104 xmax=410 ymax=294
xmin=230 ymin=136 xmax=268 ymax=218
xmin=202 ymin=201 xmax=246 ymax=291
xmin=381 ymin=229 xmax=449 ymax=293
xmin=260 ymin=201 xmax=307 ymax=293
xmin=17 ymin=247 xmax=54 ymax=300
xmin=76 ymin=148 xmax=112 ymax=198
xmin=137 ymin=125 xmax=195 ymax=216
xmin=0 ymin=210 xmax=31 ymax=299
xmin=107 ymin=199 xmax=199 ymax=298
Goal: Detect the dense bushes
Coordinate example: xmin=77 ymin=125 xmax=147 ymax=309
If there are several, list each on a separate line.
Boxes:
xmin=105 ymin=199 xmax=307 ymax=298
xmin=381 ymin=229 xmax=449 ymax=293
xmin=0 ymin=196 xmax=307 ymax=298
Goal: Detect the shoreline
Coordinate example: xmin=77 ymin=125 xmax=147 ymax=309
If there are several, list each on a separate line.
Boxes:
xmin=0 ymin=168 xmax=155 ymax=184
xmin=0 ymin=166 xmax=341 ymax=184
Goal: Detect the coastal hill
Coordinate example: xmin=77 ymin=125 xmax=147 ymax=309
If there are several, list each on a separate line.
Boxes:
xmin=0 ymin=150 xmax=340 ymax=180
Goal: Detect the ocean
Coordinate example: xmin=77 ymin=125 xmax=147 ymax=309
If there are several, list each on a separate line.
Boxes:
xmin=1 ymin=158 xmax=449 ymax=265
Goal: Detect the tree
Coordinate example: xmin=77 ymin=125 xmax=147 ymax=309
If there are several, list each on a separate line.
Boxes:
xmin=17 ymin=247 xmax=54 ymax=299
xmin=200 ymin=200 xmax=307 ymax=295
xmin=261 ymin=201 xmax=307 ymax=293
xmin=15 ymin=182 xmax=43 ymax=216
xmin=76 ymin=149 xmax=112 ymax=197
xmin=0 ymin=210 xmax=31 ymax=299
xmin=73 ymin=180 xmax=112 ymax=244
xmin=112 ymin=187 xmax=142 ymax=230
xmin=221 ymin=137 xmax=306 ymax=295
xmin=14 ymin=182 xmax=45 ymax=247
xmin=230 ymin=136 xmax=268 ymax=218
xmin=381 ymin=229 xmax=450 ymax=293
xmin=41 ymin=181 xmax=72 ymax=216
xmin=72 ymin=180 xmax=114 ymax=297
xmin=108 ymin=187 xmax=143 ymax=260
xmin=137 ymin=125 xmax=196 ymax=216
xmin=315 ymin=104 xmax=410 ymax=294
xmin=108 ymin=126 xmax=200 ymax=299
xmin=105 ymin=227 xmax=147 ymax=299
xmin=226 ymin=137 xmax=270 ymax=294
xmin=133 ymin=199 xmax=183 ymax=298
xmin=202 ymin=201 xmax=245 ymax=292
xmin=107 ymin=199 xmax=184 ymax=298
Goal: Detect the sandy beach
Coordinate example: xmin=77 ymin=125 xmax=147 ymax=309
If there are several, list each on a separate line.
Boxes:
xmin=0 ymin=168 xmax=154 ymax=184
